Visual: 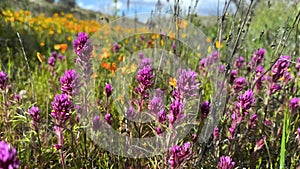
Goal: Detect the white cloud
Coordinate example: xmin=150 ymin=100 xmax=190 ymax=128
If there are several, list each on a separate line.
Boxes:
xmin=77 ymin=1 xmax=99 ymax=11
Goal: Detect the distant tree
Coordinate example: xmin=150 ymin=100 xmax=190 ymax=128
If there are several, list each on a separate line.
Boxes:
xmin=58 ymin=0 xmax=76 ymax=8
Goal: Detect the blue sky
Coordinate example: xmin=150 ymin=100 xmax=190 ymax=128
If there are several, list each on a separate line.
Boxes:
xmin=76 ymin=0 xmax=235 ymax=17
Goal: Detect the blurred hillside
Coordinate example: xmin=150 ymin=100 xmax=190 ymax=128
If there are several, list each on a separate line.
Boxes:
xmin=0 ymin=0 xmax=105 ymax=20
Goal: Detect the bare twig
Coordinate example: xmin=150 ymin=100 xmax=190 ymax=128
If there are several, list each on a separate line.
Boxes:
xmin=16 ymin=32 xmax=35 ymax=101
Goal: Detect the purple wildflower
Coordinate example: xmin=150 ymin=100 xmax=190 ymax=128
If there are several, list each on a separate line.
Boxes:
xmin=199 ymin=58 xmax=207 ymax=70
xmin=58 ymin=54 xmax=66 ymax=61
xmin=171 ymin=42 xmax=176 ymax=50
xmin=136 ymin=66 xmax=153 ymax=88
xmin=192 ymin=133 xmax=198 ymax=142
xmin=237 ymin=90 xmax=255 ymax=114
xmin=250 ymin=48 xmax=265 ymax=70
xmin=104 ymin=113 xmax=111 ymax=125
xmin=147 ymin=40 xmax=152 ymax=47
xmin=234 ymin=56 xmax=245 ymax=69
xmin=157 ymin=110 xmax=167 ymax=123
xmin=248 ymin=113 xmax=258 ymax=128
xmin=73 ymin=32 xmax=93 ymax=62
xmin=0 ymin=141 xmax=20 ymax=169
xmin=51 ymin=94 xmax=73 ymax=124
xmin=268 ymin=83 xmax=281 ymax=95
xmin=213 ymin=127 xmax=219 ymax=141
xmin=219 ymin=64 xmax=226 ymax=74
xmin=92 ymin=115 xmax=101 ymax=131
xmin=105 ymin=84 xmax=113 ymax=97
xmin=138 ymin=57 xmax=151 ymax=69
xmin=168 ymin=142 xmax=191 ymax=168
xmin=59 ymin=69 xmax=80 ymax=96
xmin=148 ymin=90 xmax=164 ymax=120
xmin=28 ymin=106 xmax=41 ymax=129
xmin=14 ymin=94 xmax=20 ymax=103
xmin=126 ymin=106 xmax=135 ymax=118
xmin=283 ymin=72 xmax=292 ymax=85
xmin=200 ymin=101 xmax=210 ymax=119
xmin=168 ymin=98 xmax=183 ymax=126
xmin=47 ymin=56 xmax=56 ymax=67
xmin=138 ymin=52 xmax=144 ymax=59
xmin=176 ymin=69 xmax=199 ymax=98
xmin=230 ymin=70 xmax=237 ymax=84
xmin=212 ymin=51 xmax=220 ymax=62
xmin=136 ymin=58 xmax=154 ymax=99
xmin=296 ymin=58 xmax=300 ymax=71
xmin=51 ymin=51 xmax=57 ymax=58
xmin=112 ymin=43 xmax=120 ymax=53
xmin=218 ymin=156 xmax=235 ymax=169
xmin=289 ymin=97 xmax=299 ymax=113
xmin=254 ymin=66 xmax=265 ymax=90
xmin=254 ymin=136 xmax=266 ymax=152
xmin=54 ymin=144 xmax=62 ymax=150
xmin=0 ymin=71 xmax=8 ymax=90
xmin=272 ymin=55 xmax=291 ymax=82
xmin=229 ymin=127 xmax=235 ymax=140
xmin=264 ymin=119 xmax=273 ymax=126
xmin=181 ymin=142 xmax=191 ymax=156
xmin=155 ymin=126 xmax=163 ymax=135
xmin=233 ymin=77 xmax=247 ymax=92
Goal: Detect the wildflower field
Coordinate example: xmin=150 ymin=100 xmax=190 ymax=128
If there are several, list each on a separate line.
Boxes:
xmin=0 ymin=0 xmax=300 ymax=168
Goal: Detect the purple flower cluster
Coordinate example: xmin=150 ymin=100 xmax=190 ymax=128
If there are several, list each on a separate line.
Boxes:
xmin=168 ymin=98 xmax=183 ymax=127
xmin=104 ymin=113 xmax=112 ymax=125
xmin=237 ymin=90 xmax=255 ymax=114
xmin=112 ymin=43 xmax=120 ymax=53
xmin=213 ymin=127 xmax=219 ymax=141
xmin=230 ymin=90 xmax=255 ymax=139
xmin=51 ymin=94 xmax=73 ymax=124
xmin=59 ymin=69 xmax=80 ymax=96
xmin=47 ymin=52 xmax=57 ymax=67
xmin=218 ymin=156 xmax=235 ymax=169
xmin=233 ymin=77 xmax=247 ymax=92
xmin=272 ymin=55 xmax=291 ymax=82
xmin=155 ymin=126 xmax=163 ymax=135
xmin=176 ymin=69 xmax=199 ymax=98
xmin=268 ymin=83 xmax=281 ymax=95
xmin=126 ymin=106 xmax=135 ymax=119
xmin=250 ymin=48 xmax=265 ymax=70
xmin=211 ymin=51 xmax=220 ymax=62
xmin=254 ymin=136 xmax=266 ymax=152
xmin=137 ymin=67 xmax=153 ymax=88
xmin=105 ymin=84 xmax=113 ymax=98
xmin=289 ymin=97 xmax=299 ymax=113
xmin=296 ymin=58 xmax=300 ymax=71
xmin=234 ymin=56 xmax=245 ymax=69
xmin=0 ymin=71 xmax=8 ymax=90
xmin=92 ymin=115 xmax=101 ymax=131
xmin=136 ymin=57 xmax=154 ymax=99
xmin=198 ymin=51 xmax=220 ymax=76
xmin=254 ymin=66 xmax=265 ymax=91
xmin=200 ymin=101 xmax=210 ymax=119
xmin=73 ymin=32 xmax=93 ymax=62
xmin=168 ymin=142 xmax=191 ymax=168
xmin=230 ymin=70 xmax=237 ymax=83
xmin=73 ymin=32 xmax=93 ymax=84
xmin=148 ymin=90 xmax=166 ymax=123
xmin=248 ymin=113 xmax=258 ymax=129
xmin=0 ymin=141 xmax=19 ymax=169
xmin=28 ymin=106 xmax=41 ymax=129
